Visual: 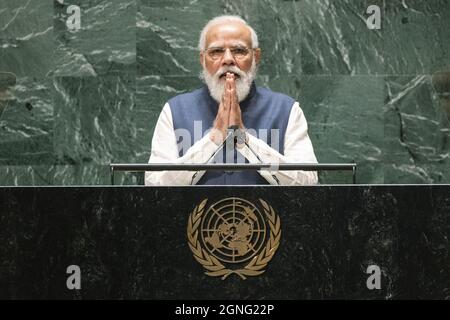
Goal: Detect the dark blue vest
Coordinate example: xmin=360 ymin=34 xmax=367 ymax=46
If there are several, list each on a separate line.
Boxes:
xmin=168 ymin=83 xmax=294 ymax=185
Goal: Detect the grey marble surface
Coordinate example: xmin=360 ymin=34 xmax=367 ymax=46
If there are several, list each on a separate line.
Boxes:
xmin=0 ymin=0 xmax=449 ymax=185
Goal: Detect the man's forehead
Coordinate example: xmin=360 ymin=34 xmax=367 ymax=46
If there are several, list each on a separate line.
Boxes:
xmin=205 ymin=22 xmax=252 ymax=47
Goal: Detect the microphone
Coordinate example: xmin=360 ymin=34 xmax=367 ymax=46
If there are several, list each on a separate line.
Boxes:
xmin=227 ymin=124 xmax=239 ymax=134
xmin=226 ymin=125 xmax=239 ymax=150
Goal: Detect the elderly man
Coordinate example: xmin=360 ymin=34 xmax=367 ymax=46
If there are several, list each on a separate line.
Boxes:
xmin=145 ymin=15 xmax=318 ymax=185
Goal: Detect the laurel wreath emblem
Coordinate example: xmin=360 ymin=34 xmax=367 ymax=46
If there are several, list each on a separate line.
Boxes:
xmin=187 ymin=198 xmax=281 ymax=280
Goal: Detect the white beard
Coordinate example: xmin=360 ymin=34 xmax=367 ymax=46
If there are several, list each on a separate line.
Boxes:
xmin=201 ymin=58 xmax=257 ymax=103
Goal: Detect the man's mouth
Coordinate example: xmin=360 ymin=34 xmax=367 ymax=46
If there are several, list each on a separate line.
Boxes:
xmin=219 ymin=72 xmax=240 ymax=79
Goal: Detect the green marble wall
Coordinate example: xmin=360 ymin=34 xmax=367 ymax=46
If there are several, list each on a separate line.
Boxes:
xmin=0 ymin=0 xmax=449 ymax=185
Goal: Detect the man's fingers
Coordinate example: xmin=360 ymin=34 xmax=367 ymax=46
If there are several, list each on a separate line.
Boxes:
xmin=222 ymin=73 xmax=234 ymax=109
xmin=226 ymin=72 xmax=233 ymax=89
xmin=230 ymin=73 xmax=236 ymax=88
xmin=229 ymin=88 xmax=238 ymax=109
xmin=227 ymin=74 xmax=238 ymax=106
xmin=223 ymin=89 xmax=230 ymax=111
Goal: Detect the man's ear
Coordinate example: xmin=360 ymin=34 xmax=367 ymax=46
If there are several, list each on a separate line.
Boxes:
xmin=200 ymin=51 xmax=204 ymax=67
xmin=254 ymin=48 xmax=261 ymax=65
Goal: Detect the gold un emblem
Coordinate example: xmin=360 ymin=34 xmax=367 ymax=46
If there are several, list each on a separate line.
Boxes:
xmin=187 ymin=197 xmax=281 ymax=280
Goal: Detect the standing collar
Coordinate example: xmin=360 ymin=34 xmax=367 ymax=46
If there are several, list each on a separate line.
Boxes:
xmin=242 ymin=81 xmax=257 ymax=103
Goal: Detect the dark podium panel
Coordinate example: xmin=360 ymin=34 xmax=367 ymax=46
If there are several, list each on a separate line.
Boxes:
xmin=0 ymin=185 xmax=449 ymax=299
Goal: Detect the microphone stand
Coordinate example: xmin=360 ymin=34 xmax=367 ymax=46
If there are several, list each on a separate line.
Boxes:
xmin=190 ymin=126 xmax=237 ymax=185
xmin=211 ymin=125 xmax=239 ymax=163
xmin=190 ymin=126 xmax=280 ymax=185
xmin=235 ymin=128 xmax=280 ymax=185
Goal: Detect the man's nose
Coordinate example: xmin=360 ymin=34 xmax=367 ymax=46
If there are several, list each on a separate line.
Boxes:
xmin=222 ymin=48 xmax=235 ymax=65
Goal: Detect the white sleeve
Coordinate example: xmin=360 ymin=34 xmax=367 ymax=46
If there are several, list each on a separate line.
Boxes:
xmin=237 ymin=102 xmax=318 ymax=185
xmin=144 ymin=103 xmax=218 ymax=186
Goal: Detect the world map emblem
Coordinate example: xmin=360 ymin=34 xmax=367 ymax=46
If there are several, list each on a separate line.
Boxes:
xmin=187 ymin=197 xmax=281 ymax=280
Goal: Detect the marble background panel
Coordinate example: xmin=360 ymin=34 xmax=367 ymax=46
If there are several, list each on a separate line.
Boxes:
xmin=1 ymin=0 xmax=450 ymax=185
xmin=53 ymin=0 xmax=136 ymax=77
xmin=137 ymin=0 xmax=225 ymax=76
xmin=0 ymin=77 xmax=54 ymax=166
xmin=298 ymin=0 xmax=385 ymax=75
xmin=0 ymin=0 xmax=54 ymax=78
xmin=53 ymin=75 xmax=136 ymax=165
xmin=384 ymin=75 xmax=450 ymax=183
xmin=384 ymin=0 xmax=450 ymax=75
xmin=0 ymin=166 xmax=55 ymax=185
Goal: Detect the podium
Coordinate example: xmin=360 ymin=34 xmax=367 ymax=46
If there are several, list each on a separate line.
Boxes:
xmin=1 ymin=184 xmax=449 ymax=299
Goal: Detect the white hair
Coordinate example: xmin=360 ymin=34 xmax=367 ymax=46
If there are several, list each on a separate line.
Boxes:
xmin=198 ymin=15 xmax=259 ymax=51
